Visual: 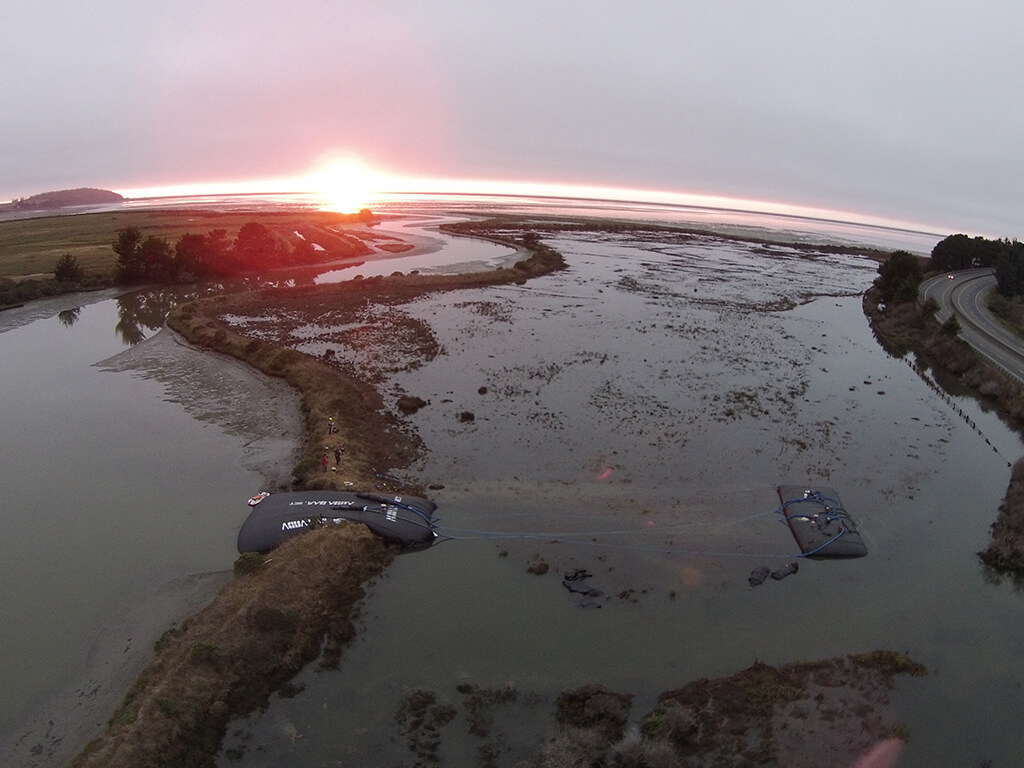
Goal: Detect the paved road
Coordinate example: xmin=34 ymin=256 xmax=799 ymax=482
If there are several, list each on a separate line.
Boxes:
xmin=919 ymin=269 xmax=1024 ymax=384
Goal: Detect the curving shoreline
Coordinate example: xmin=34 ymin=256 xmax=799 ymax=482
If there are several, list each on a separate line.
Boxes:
xmin=166 ymin=225 xmax=566 ymax=493
xmin=0 ymin=216 xmax=563 ymax=768
xmin=61 ymin=225 xmax=567 ymax=766
xmin=5 ymin=216 xmax=943 ymax=766
xmin=863 ymin=281 xmax=1024 ymax=573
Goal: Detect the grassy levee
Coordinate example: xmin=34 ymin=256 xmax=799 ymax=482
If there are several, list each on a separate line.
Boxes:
xmin=66 ymin=233 xmax=565 ymax=767
xmin=983 ymin=457 xmax=1024 ymax=572
xmin=69 ymin=524 xmax=394 ymax=768
xmin=165 ymin=239 xmax=566 ymax=492
xmin=168 ymin=295 xmax=416 ymax=492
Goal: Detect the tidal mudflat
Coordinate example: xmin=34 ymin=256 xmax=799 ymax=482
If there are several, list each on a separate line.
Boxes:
xmin=3 ymin=207 xmax=1022 ymax=766
xmin=213 ymin=219 xmax=1024 ymax=767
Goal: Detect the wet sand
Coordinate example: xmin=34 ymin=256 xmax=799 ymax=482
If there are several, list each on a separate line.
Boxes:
xmin=3 ymin=571 xmax=230 ymax=767
xmin=0 ymin=330 xmax=304 ymax=768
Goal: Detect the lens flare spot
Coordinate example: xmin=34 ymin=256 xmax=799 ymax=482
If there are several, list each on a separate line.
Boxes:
xmin=680 ymin=566 xmax=704 ymax=588
xmin=850 ymin=738 xmax=904 ymax=768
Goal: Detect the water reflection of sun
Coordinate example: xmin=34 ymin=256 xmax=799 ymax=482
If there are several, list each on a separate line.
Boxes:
xmin=311 ymin=158 xmax=378 ymax=213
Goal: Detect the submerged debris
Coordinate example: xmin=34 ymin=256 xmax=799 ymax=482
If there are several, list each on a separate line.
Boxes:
xmin=748 ymin=565 xmax=771 ymax=587
xmin=749 ymin=561 xmax=799 ymax=587
xmin=562 ymin=569 xmax=604 ymax=608
xmin=771 ymin=561 xmax=800 ymax=580
xmin=395 ymin=688 xmax=457 ymax=765
xmin=526 ymin=559 xmax=550 ymax=575
xmin=397 ymin=395 xmax=429 ymax=414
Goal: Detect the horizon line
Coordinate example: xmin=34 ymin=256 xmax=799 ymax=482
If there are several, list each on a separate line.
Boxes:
xmin=116 ymin=175 xmax=952 ymax=241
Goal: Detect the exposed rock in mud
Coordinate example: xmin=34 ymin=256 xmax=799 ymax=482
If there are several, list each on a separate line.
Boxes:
xmin=397 ymin=395 xmax=430 ymax=414
xmin=526 ymin=560 xmax=550 ymax=575
xmin=562 ymin=569 xmax=604 ymax=608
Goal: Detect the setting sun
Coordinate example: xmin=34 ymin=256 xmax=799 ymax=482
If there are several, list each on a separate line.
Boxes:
xmin=309 ymin=158 xmax=379 ymax=213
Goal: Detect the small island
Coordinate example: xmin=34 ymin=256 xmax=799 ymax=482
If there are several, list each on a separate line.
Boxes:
xmin=2 ymin=187 xmax=124 ymax=211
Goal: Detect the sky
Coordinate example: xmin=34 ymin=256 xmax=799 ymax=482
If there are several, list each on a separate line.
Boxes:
xmin=2 ymin=1 xmax=1022 ymax=238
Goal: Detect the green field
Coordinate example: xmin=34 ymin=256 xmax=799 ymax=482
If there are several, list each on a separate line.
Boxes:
xmin=0 ymin=208 xmax=369 ymax=279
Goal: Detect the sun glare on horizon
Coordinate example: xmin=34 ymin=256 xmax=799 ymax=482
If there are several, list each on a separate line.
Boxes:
xmin=309 ymin=158 xmax=380 ymax=214
xmin=117 ymin=168 xmax=948 ymax=240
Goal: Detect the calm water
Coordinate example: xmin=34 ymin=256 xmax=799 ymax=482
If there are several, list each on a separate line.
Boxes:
xmin=222 ymin=216 xmax=1022 ymax=766
xmin=1 ymin=199 xmax=1020 ymax=767
xmin=0 ymin=290 xmax=300 ymax=760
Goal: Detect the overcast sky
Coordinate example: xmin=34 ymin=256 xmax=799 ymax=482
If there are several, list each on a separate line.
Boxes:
xmin=2 ymin=1 xmax=1022 ymax=237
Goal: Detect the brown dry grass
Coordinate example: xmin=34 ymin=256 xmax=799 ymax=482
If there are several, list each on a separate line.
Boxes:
xmin=69 ymin=524 xmax=394 ymax=768
xmin=980 ymin=456 xmax=1024 ymax=571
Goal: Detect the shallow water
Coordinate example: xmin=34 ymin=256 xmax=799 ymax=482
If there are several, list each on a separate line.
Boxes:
xmin=0 ymin=292 xmax=300 ymax=758
xmin=218 ymin=222 xmax=1024 ymax=766
xmin=1 ymin=200 xmax=1021 ymax=766
xmin=315 ymin=214 xmax=520 ymax=282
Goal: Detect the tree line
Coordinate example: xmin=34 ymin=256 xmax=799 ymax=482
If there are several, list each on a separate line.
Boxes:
xmin=113 ymin=222 xmax=339 ymax=284
xmin=928 ymin=233 xmax=1024 ymax=296
xmin=0 ymin=214 xmax=366 ymax=309
xmin=874 ymin=233 xmax=1024 ymax=306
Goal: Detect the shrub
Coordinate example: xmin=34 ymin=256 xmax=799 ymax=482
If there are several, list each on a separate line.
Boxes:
xmin=292 ymin=457 xmax=321 ymax=481
xmin=874 ymin=250 xmax=922 ymax=304
xmin=233 ymin=552 xmax=264 ymax=576
xmin=154 ymin=626 xmax=182 ymax=652
xmin=189 ymin=642 xmax=221 ymax=666
xmin=156 ymin=698 xmax=177 ymax=717
xmin=54 ymin=253 xmax=85 ymax=283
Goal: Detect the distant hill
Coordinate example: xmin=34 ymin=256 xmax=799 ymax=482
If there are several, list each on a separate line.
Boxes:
xmin=5 ymin=187 xmax=125 ymax=210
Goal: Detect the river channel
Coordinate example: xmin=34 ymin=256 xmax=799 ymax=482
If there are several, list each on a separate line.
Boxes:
xmin=2 ymin=202 xmax=1023 ymax=767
